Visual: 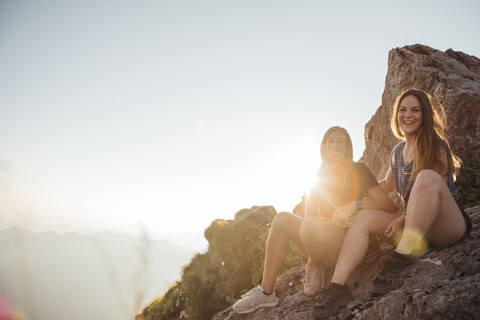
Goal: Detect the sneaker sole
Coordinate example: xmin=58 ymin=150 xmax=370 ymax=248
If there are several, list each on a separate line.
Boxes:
xmin=232 ymin=300 xmax=279 ymax=314
xmin=313 ymin=295 xmax=353 ymax=319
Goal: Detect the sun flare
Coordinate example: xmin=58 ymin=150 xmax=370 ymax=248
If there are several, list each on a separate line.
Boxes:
xmin=393 ymin=228 xmax=429 ymax=257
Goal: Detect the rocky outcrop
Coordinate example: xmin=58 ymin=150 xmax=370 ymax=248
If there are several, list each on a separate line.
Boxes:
xmin=139 ymin=44 xmax=480 ymax=320
xmin=138 ymin=206 xmax=302 ymax=320
xmin=363 ymin=44 xmax=480 ymax=180
xmin=212 ymin=45 xmax=480 ymax=320
xmin=213 ymin=205 xmax=480 ymax=320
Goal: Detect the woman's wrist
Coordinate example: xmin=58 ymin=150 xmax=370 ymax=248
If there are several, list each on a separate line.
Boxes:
xmin=354 ymin=200 xmax=363 ymax=211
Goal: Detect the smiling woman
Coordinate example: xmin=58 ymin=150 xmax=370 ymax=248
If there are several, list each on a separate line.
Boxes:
xmin=230 ymin=126 xmax=395 ymax=315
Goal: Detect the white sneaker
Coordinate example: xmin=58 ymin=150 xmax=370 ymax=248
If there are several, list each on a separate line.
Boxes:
xmin=303 ymin=264 xmax=325 ymax=296
xmin=232 ymin=285 xmax=279 ymax=314
xmin=240 ymin=286 xmax=256 ymax=298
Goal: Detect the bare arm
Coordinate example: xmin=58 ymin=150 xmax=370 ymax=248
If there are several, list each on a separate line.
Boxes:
xmin=362 ymin=184 xmax=396 ymax=213
xmin=333 ymin=182 xmax=396 ymax=221
xmin=378 ymin=167 xmax=395 ymax=194
xmin=432 ymin=148 xmax=449 ymax=183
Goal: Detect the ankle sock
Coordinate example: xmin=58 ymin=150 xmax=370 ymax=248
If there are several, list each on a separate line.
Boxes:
xmin=329 ymin=282 xmax=345 ymax=291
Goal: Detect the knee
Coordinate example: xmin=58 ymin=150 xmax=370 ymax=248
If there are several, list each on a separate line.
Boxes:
xmin=271 ymin=211 xmax=294 ymax=232
xmin=299 ymin=218 xmax=316 ymax=241
xmin=413 ymin=170 xmax=443 ymax=192
xmin=299 ymin=218 xmax=331 ymax=244
xmin=351 ymin=210 xmax=375 ymax=233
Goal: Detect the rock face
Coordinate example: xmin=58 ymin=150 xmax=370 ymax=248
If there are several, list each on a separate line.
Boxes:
xmin=213 ymin=206 xmax=480 ymax=320
xmin=363 ymin=44 xmax=480 ymax=180
xmin=213 ymin=45 xmax=480 ymax=320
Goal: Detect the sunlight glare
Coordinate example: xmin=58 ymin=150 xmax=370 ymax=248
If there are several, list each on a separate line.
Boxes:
xmin=303 ymin=170 xmax=320 ymax=196
xmin=393 ymin=228 xmax=429 ymax=257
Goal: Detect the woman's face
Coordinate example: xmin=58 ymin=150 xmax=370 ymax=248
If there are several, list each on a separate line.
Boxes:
xmin=324 ymin=130 xmax=348 ymax=162
xmin=397 ymin=95 xmax=423 ymax=136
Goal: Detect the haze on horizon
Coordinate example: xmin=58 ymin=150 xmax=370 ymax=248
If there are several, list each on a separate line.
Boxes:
xmin=1 ymin=0 xmax=479 ymax=238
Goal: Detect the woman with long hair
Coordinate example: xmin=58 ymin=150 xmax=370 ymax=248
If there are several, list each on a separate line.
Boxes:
xmin=312 ymin=89 xmax=472 ymax=319
xmin=231 ymin=126 xmax=395 ymax=314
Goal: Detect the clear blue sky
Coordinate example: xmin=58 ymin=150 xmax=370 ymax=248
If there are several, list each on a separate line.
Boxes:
xmin=1 ymin=0 xmax=479 ymax=237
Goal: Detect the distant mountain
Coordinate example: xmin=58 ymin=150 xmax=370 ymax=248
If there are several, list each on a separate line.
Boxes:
xmin=160 ymin=232 xmax=208 ymax=253
xmin=0 ymin=227 xmax=195 ymax=320
xmin=0 ymin=220 xmax=97 ymax=234
xmin=0 ymin=220 xmax=208 ymax=253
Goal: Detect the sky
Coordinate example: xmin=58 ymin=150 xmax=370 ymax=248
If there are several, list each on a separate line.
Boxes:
xmin=1 ymin=0 xmax=479 ymax=238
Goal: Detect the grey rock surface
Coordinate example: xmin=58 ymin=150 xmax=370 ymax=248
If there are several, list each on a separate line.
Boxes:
xmin=213 ymin=205 xmax=479 ymax=320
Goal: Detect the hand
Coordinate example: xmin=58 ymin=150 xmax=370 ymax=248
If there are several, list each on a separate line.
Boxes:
xmin=384 ymin=215 xmax=405 ymax=238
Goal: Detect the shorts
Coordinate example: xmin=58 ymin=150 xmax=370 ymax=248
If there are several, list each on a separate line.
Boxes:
xmin=427 ymin=205 xmax=472 ymax=249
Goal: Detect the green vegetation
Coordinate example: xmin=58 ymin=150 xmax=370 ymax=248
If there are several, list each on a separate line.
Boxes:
xmin=456 ymin=157 xmax=480 ymax=209
xmin=140 ymin=160 xmax=480 ymax=320
xmin=140 ymin=206 xmax=301 ymax=320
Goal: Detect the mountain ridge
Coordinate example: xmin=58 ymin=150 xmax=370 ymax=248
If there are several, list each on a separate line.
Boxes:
xmin=0 ymin=226 xmax=195 ymax=320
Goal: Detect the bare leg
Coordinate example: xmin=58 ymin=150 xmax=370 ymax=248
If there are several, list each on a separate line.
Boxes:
xmin=396 ymin=170 xmax=466 ymax=254
xmin=331 ymin=210 xmax=398 ymax=285
xmin=299 ymin=218 xmax=346 ymax=267
xmin=261 ymin=212 xmax=306 ymax=294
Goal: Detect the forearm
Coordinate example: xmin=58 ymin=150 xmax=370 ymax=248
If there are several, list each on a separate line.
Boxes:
xmin=361 ymin=197 xmax=396 ymax=213
xmin=378 ymin=179 xmax=393 ymax=194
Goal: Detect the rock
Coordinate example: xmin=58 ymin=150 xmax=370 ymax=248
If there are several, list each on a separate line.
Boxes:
xmin=213 ymin=205 xmax=480 ymax=320
xmin=213 ymin=44 xmax=480 ymax=320
xmin=363 ymin=44 xmax=480 ymax=180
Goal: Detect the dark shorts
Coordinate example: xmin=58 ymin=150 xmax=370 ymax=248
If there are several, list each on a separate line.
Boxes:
xmin=427 ymin=205 xmax=473 ymax=249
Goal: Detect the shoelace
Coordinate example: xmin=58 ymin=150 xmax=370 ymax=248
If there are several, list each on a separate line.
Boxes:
xmin=241 ymin=286 xmax=257 ymax=298
xmin=247 ymin=287 xmax=262 ymax=307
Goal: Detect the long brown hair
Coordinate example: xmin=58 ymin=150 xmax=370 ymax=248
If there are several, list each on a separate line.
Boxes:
xmin=318 ymin=126 xmax=354 ymax=187
xmin=391 ymin=89 xmax=461 ymax=180
xmin=320 ymin=126 xmax=354 ymax=164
